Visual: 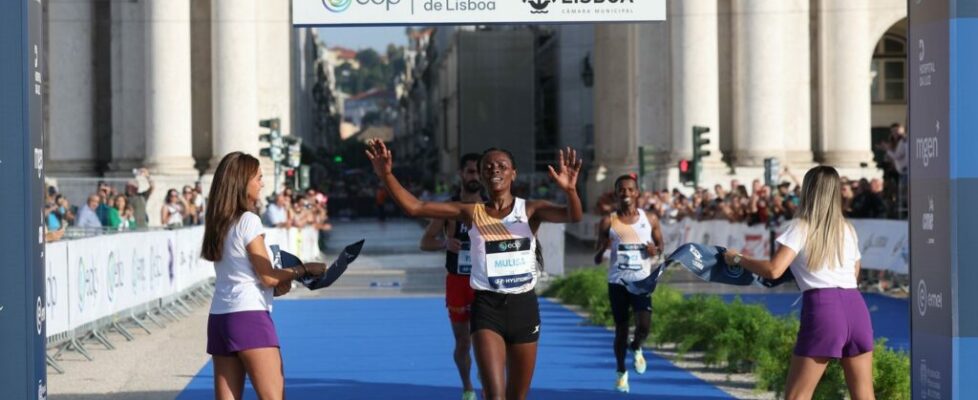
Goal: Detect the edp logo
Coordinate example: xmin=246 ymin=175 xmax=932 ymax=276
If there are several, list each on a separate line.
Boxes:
xmin=323 ymin=0 xmax=402 ymax=12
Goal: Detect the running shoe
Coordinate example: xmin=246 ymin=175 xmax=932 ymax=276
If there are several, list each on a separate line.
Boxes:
xmin=615 ymin=371 xmax=629 ymax=393
xmin=633 ymin=348 xmax=647 ymax=375
xmin=462 ymin=390 xmax=476 ymax=400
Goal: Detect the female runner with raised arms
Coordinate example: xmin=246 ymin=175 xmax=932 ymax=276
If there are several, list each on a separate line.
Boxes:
xmin=366 ymin=139 xmax=582 ymax=400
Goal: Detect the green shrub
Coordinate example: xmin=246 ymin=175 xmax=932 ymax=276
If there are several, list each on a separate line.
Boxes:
xmin=754 ymin=316 xmax=799 ymax=397
xmin=549 ymin=268 xmax=607 ymax=308
xmin=874 ymin=339 xmax=910 ymax=400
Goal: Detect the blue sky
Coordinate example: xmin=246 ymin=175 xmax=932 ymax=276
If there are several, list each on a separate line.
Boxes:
xmin=317 ymin=27 xmax=408 ymax=51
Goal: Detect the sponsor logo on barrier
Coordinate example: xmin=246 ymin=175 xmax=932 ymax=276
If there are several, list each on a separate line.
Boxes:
xmin=106 ymin=252 xmax=124 ymax=302
xmin=131 ymin=249 xmax=147 ymax=295
xmin=45 ymin=276 xmax=57 ymax=315
xmin=38 ymin=380 xmax=46 ymax=400
xmin=917 ymin=279 xmax=943 ymax=316
xmin=149 ymin=246 xmax=165 ymax=291
xmin=36 ymin=296 xmax=44 ymax=335
xmin=78 ymin=257 xmax=98 ymax=312
xmin=168 ymin=239 xmax=175 ymax=284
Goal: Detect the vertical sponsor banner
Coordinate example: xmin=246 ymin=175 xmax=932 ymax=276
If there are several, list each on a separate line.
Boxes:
xmin=909 ymin=0 xmax=952 ymax=398
xmin=0 ymin=0 xmax=46 ymax=394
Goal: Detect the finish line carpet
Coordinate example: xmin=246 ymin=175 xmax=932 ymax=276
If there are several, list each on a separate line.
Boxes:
xmin=177 ymin=297 xmax=732 ymax=399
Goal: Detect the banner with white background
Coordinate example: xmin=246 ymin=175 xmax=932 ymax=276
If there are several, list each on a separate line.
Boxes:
xmin=47 ymin=226 xmax=320 ymax=338
xmin=293 ymin=0 xmax=665 ymax=26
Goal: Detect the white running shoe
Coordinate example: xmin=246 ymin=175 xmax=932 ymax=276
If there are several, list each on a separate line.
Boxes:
xmin=615 ymin=371 xmax=630 ymax=393
xmin=462 ymin=390 xmax=476 ymax=400
xmin=633 ymin=348 xmax=647 ymax=375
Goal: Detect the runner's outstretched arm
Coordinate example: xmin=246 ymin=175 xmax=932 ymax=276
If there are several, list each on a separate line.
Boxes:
xmin=530 ymin=147 xmax=583 ymax=223
xmin=366 ymin=139 xmax=472 ymax=221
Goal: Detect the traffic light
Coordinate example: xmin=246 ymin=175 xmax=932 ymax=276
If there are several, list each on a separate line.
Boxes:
xmin=259 ymin=118 xmax=284 ymax=163
xmin=764 ymin=158 xmax=781 ymax=188
xmin=678 ymin=159 xmax=694 ymax=186
xmin=691 ymin=126 xmax=711 ymax=188
xmin=283 ymin=136 xmax=302 ymax=168
xmin=284 ymin=168 xmax=296 ymax=189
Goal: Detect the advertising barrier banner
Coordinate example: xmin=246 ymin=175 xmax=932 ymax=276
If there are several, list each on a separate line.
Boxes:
xmin=47 ymin=226 xmax=320 ymax=337
xmin=44 ymin=242 xmax=70 ymax=337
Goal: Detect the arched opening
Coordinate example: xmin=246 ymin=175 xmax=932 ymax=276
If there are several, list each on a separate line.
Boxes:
xmin=870 ymin=19 xmax=908 ymax=153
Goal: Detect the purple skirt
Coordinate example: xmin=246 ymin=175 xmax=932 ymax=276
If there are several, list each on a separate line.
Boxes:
xmin=795 ymin=288 xmax=874 ymax=359
xmin=207 ymin=311 xmax=280 ymax=356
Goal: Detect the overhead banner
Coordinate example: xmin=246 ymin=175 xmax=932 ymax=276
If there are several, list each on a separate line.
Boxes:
xmin=292 ymin=0 xmax=666 ymax=27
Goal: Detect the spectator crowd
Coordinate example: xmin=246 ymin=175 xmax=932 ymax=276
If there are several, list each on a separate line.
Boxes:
xmin=596 ymin=165 xmax=905 ymax=227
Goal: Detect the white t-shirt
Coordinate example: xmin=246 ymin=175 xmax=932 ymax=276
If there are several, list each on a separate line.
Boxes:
xmin=776 ymin=219 xmax=861 ymax=292
xmin=209 ymin=212 xmax=274 ymax=314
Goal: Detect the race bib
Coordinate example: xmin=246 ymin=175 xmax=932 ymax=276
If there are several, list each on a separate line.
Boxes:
xmin=617 ymin=244 xmax=646 ymax=271
xmin=485 ymin=238 xmax=535 ymax=289
xmin=457 ymin=242 xmax=472 ymax=275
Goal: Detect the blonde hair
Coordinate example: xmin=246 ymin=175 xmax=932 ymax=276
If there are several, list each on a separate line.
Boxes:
xmin=796 ymin=166 xmax=852 ymax=272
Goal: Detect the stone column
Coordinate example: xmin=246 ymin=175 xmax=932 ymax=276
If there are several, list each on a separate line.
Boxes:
xmin=257 ymin=0 xmax=292 ymax=137
xmin=782 ymin=0 xmax=814 ymax=164
xmin=817 ymin=0 xmax=874 ymax=167
xmin=144 ymin=0 xmax=197 ymax=176
xmin=731 ymin=0 xmax=788 ymax=166
xmin=588 ymin=24 xmax=671 ymax=206
xmin=588 ymin=24 xmax=639 ymax=210
xmin=108 ymin=0 xmax=145 ymax=175
xmin=47 ymin=0 xmax=97 ymax=175
xmin=210 ymin=0 xmax=258 ymax=168
xmin=669 ymin=0 xmax=721 ymax=164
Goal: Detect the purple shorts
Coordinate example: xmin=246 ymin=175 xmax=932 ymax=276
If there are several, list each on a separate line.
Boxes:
xmin=795 ymin=288 xmax=874 ymax=359
xmin=207 ymin=311 xmax=280 ymax=356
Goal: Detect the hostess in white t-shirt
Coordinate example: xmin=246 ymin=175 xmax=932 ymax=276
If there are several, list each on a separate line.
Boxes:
xmin=209 ymin=212 xmax=274 ymax=314
xmin=776 ymin=219 xmax=861 ymax=292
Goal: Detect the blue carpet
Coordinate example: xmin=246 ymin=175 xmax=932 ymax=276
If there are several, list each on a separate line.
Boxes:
xmin=178 ymin=297 xmax=732 ymax=399
xmin=716 ymin=293 xmax=909 ymax=352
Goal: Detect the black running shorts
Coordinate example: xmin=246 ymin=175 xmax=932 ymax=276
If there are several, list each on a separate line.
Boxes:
xmin=470 ymin=290 xmax=541 ymax=344
xmin=608 ymin=283 xmax=652 ymax=325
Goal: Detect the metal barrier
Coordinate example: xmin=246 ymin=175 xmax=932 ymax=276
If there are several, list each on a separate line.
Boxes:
xmin=44 ymin=225 xmax=321 ymax=374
